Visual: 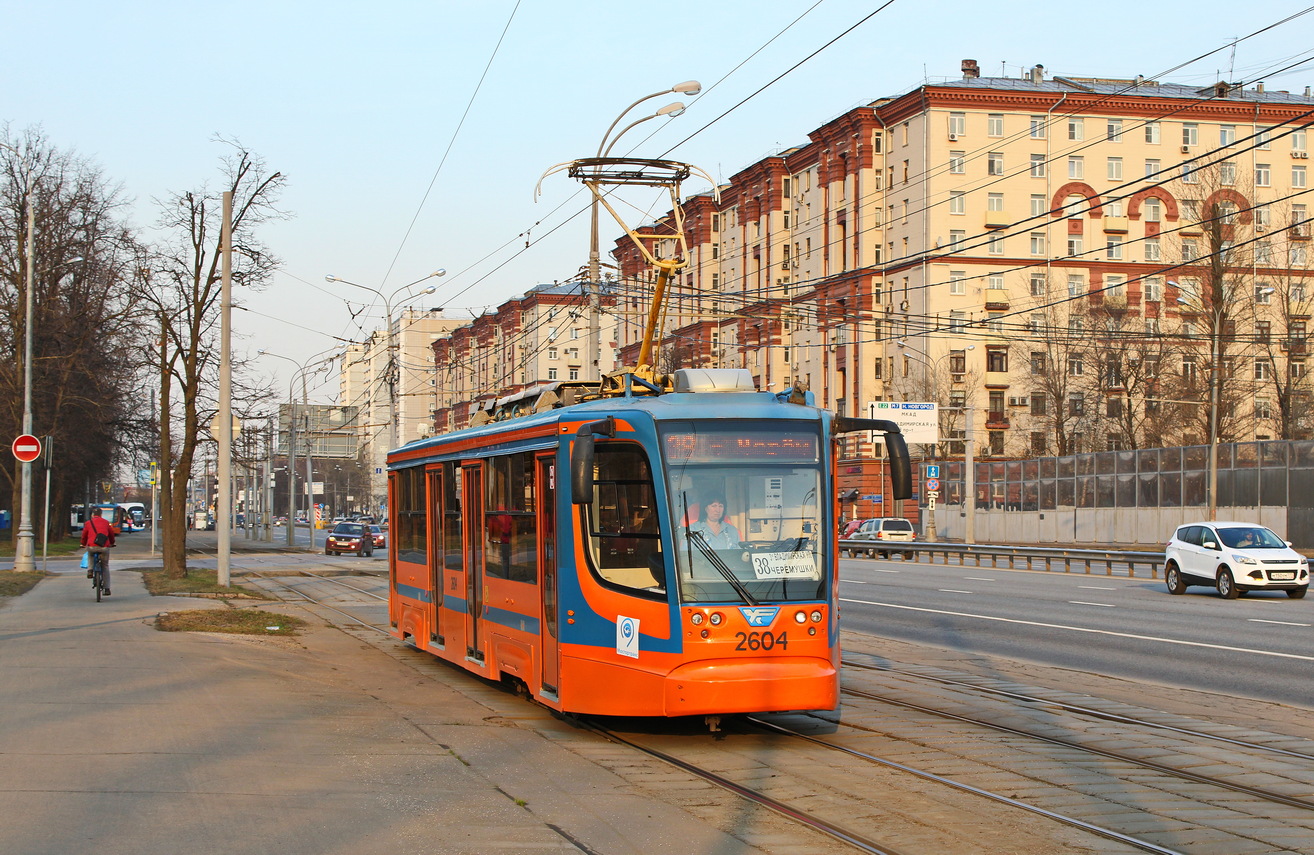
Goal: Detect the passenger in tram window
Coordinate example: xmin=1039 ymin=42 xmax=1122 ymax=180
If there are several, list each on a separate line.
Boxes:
xmin=487 ymin=507 xmax=513 ymax=572
xmin=686 ymin=493 xmax=741 ymax=549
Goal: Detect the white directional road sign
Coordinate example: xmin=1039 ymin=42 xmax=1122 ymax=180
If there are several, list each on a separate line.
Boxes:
xmin=866 ymin=401 xmax=938 ymax=444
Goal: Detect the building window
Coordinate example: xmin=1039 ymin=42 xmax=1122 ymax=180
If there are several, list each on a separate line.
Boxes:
xmin=1145 ymin=158 xmax=1161 ymax=178
xmin=1256 ymin=399 xmax=1272 ymax=419
xmin=1106 ymin=237 xmax=1123 ymax=260
xmin=988 ymin=313 xmax=1005 ymax=334
xmin=569 ymin=367 xmax=579 ymax=380
xmin=1258 ymin=127 xmax=1272 ymax=149
xmin=950 ymin=350 xmax=967 ymax=373
xmin=1220 ymin=125 xmax=1236 ymax=146
xmin=1031 ymin=194 xmax=1046 ymax=217
xmin=1145 ymin=238 xmax=1161 ymax=261
xmin=949 ymin=112 xmax=966 ymax=137
xmin=987 ymin=192 xmax=1004 ymax=211
xmin=988 ymin=234 xmax=1004 ymax=255
xmin=1294 ymin=129 xmax=1308 ymax=152
xmin=548 ymin=347 xmax=558 ymax=360
xmin=988 ymin=113 xmax=1004 ymax=136
xmin=949 ymin=229 xmax=966 ymax=248
xmin=950 ymin=191 xmax=966 ymax=215
xmin=1145 ymin=277 xmax=1162 ymax=301
xmin=548 ymin=367 xmax=558 ymax=380
xmin=1105 ymin=274 xmax=1126 ymax=297
xmin=1107 ymin=157 xmax=1123 ymax=180
xmin=1030 ymin=273 xmax=1045 ymax=296
xmin=1294 ymin=165 xmax=1308 ymax=189
xmin=1107 ymin=118 xmax=1123 ymax=142
xmin=1069 ymin=354 xmax=1085 ymax=376
xmin=949 ymin=311 xmax=966 ymax=333
xmin=949 ymin=151 xmax=965 ymax=173
xmin=987 ymin=349 xmax=1008 ymax=372
xmin=1145 ymin=197 xmax=1161 ymax=222
xmin=1067 ymin=236 xmax=1084 ymax=256
xmin=1030 ymin=232 xmax=1046 ymax=255
xmin=988 ymin=152 xmax=1004 ymax=175
xmin=1069 ymin=117 xmax=1084 ymax=140
xmin=1030 ymin=115 xmax=1046 ymax=138
xmin=1182 ymin=163 xmax=1199 ymax=184
xmin=949 ymin=270 xmax=966 ymax=295
xmin=1030 ymin=154 xmax=1046 ymax=177
xmin=1067 ymin=274 xmax=1085 ymax=297
xmin=1182 ymin=123 xmax=1198 ymax=147
xmin=1219 ymin=161 xmax=1237 ymax=185
xmin=1031 ymin=432 xmax=1047 ymax=455
xmin=1031 ymin=352 xmax=1046 ymax=374
xmin=1029 ymin=313 xmax=1044 ymax=333
xmin=1069 ymin=392 xmax=1085 ymax=416
xmin=1145 ymin=121 xmax=1160 ymax=144
xmin=1256 ymin=163 xmax=1271 ymax=187
xmin=1068 ymin=156 xmax=1084 ymax=179
xmin=1255 ymin=358 xmax=1271 ymax=381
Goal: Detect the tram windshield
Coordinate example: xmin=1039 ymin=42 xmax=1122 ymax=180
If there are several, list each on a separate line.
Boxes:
xmin=662 ymin=423 xmax=825 ymax=604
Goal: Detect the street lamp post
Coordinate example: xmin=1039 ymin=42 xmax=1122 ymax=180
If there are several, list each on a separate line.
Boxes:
xmin=260 ymin=350 xmax=336 ymax=548
xmin=586 ymin=80 xmax=700 ymax=382
xmin=324 ymin=272 xmax=444 ymax=505
xmin=895 ymin=341 xmax=975 ymax=543
xmin=3 ymin=140 xmax=37 ymax=571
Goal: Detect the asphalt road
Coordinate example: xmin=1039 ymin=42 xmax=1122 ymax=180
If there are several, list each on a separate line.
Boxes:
xmin=837 ymin=554 xmax=1314 ymax=708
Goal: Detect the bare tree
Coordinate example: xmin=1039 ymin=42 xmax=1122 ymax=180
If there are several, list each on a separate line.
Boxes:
xmin=145 ymin=141 xmax=285 ymax=577
xmin=0 ymin=127 xmax=149 ymax=547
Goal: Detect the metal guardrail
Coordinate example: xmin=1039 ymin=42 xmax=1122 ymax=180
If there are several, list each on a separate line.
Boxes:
xmin=839 ymin=539 xmax=1166 ymax=579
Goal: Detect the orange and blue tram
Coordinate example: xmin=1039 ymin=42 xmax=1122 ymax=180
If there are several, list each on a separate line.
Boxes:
xmin=385 ymin=368 xmax=911 ymax=720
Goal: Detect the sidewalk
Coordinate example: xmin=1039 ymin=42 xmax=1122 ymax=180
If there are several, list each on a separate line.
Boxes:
xmin=0 ymin=558 xmax=770 ymax=854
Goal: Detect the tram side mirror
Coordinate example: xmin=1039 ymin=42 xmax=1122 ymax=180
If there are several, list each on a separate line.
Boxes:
xmin=571 ymin=434 xmax=595 ymax=505
xmin=571 ymin=417 xmax=616 ymax=505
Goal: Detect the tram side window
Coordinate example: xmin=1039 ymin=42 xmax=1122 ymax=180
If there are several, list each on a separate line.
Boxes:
xmin=443 ymin=462 xmax=462 ymax=576
xmin=587 ymin=443 xmax=663 ymax=594
xmin=485 ymin=452 xmax=537 ymax=584
xmin=394 ymin=468 xmax=427 ymax=564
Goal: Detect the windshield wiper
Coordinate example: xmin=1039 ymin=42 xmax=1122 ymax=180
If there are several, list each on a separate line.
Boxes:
xmin=687 ymin=529 xmax=759 ymax=606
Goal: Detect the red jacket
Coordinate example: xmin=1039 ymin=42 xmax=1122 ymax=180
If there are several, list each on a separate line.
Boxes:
xmin=81 ymin=515 xmax=117 ymax=548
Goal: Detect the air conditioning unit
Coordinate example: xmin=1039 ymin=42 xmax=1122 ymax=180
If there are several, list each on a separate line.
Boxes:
xmin=883 ymin=304 xmax=893 ymax=314
xmin=899 ymin=300 xmax=910 ymax=311
xmin=1257 ymin=225 xmax=1266 ymax=233
xmin=948 ymin=132 xmax=959 ymax=141
xmin=950 ymin=372 xmax=966 ymax=383
xmin=1008 ymin=396 xmax=1030 ymax=407
xmin=1295 ymin=151 xmax=1310 ymax=159
xmin=1180 ymin=145 xmax=1191 ymax=153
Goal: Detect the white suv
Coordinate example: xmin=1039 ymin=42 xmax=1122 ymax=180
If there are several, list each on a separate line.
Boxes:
xmin=1164 ymin=522 xmax=1308 ymax=599
xmin=849 ymin=517 xmax=916 ymax=559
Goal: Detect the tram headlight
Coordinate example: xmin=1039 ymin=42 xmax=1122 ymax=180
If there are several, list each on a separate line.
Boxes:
xmin=794 ymin=611 xmax=807 ymax=624
xmin=690 ymin=613 xmax=705 ymax=626
xmin=709 ymin=612 xmax=724 ymax=626
xmin=810 ymin=610 xmax=823 ymax=623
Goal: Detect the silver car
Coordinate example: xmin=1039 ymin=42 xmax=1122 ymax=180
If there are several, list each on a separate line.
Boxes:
xmin=1164 ymin=522 xmax=1308 ymax=599
xmin=848 ymin=517 xmax=916 ymax=559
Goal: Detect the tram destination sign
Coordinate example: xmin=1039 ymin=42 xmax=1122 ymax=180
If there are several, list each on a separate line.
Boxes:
xmin=865 ymin=401 xmax=938 ymax=445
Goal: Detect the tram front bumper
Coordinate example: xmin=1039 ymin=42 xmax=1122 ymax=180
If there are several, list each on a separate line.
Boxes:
xmin=663 ymin=656 xmax=838 ymax=716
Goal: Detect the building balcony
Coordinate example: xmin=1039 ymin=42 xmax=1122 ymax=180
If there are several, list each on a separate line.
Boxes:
xmin=984 ymin=211 xmax=1010 ymax=229
xmin=1103 ymin=216 xmax=1129 ymax=234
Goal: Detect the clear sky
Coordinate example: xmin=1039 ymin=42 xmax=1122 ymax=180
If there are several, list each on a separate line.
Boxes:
xmin=6 ymin=0 xmax=1312 ymax=402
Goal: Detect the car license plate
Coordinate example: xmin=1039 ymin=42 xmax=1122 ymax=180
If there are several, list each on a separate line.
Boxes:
xmin=1271 ymin=572 xmax=1295 ymax=580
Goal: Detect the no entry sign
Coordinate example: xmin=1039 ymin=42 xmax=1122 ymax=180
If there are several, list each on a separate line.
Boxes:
xmin=11 ymin=434 xmax=41 ymax=463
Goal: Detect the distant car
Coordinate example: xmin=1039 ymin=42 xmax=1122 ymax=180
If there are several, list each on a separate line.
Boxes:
xmin=368 ymin=525 xmax=386 ymax=549
xmin=274 ymin=516 xmax=287 ymax=527
xmin=1164 ymin=522 xmax=1308 ymax=599
xmin=849 ymin=517 xmax=916 ymax=559
xmin=842 ymin=518 xmax=867 ymax=538
xmin=325 ymin=522 xmax=374 ymax=557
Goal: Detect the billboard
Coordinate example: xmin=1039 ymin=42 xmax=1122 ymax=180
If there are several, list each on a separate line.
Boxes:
xmin=866 ymin=401 xmax=938 ymax=445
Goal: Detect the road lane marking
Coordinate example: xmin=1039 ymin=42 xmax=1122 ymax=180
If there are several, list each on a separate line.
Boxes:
xmin=938 ymin=589 xmax=973 ymax=594
xmin=1069 ymin=601 xmax=1116 ymax=607
xmin=839 ymin=597 xmax=1314 ymax=662
xmin=1078 ymin=585 xmax=1116 ymax=590
xmin=965 ymin=577 xmax=995 ymax=582
xmin=1249 ymin=618 xmax=1312 ymax=627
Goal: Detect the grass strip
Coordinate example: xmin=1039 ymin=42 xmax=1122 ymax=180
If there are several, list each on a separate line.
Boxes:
xmin=0 ymin=571 xmax=46 ymax=597
xmin=155 ymin=608 xmax=306 ymax=636
xmin=142 ymin=567 xmax=269 ymax=599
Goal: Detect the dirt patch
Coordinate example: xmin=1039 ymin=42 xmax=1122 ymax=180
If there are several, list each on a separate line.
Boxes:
xmin=142 ymin=567 xmax=269 ymax=599
xmin=155 ymin=607 xmax=307 ymax=636
xmin=0 ymin=571 xmax=46 ymax=597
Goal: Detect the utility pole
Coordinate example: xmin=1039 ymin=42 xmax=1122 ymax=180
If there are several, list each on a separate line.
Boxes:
xmin=217 ymin=191 xmax=233 ymax=586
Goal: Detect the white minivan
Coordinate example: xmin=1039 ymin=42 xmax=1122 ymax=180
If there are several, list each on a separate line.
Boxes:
xmin=1164 ymin=522 xmax=1308 ymax=599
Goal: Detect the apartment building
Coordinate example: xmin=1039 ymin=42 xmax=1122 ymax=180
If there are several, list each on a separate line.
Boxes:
xmin=611 ymin=61 xmax=1314 ymax=518
xmin=432 ymin=282 xmax=617 ymax=432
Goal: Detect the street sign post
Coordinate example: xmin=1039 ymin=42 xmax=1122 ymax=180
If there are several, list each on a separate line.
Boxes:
xmin=11 ymin=434 xmax=41 ymax=463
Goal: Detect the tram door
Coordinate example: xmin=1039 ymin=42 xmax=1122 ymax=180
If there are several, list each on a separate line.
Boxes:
xmin=426 ymin=465 xmax=444 ymax=647
xmin=461 ymin=464 xmax=485 ymax=662
xmin=537 ymin=454 xmax=559 ymax=695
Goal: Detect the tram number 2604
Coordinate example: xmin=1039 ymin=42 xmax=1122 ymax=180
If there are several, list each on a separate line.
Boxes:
xmin=734 ymin=630 xmax=789 ymax=651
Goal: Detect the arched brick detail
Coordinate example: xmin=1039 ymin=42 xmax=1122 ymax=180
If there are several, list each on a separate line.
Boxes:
xmin=1127 ymin=189 xmax=1180 ymax=221
xmin=1050 ymin=182 xmax=1104 ymax=218
xmin=1204 ymin=188 xmax=1254 ymax=225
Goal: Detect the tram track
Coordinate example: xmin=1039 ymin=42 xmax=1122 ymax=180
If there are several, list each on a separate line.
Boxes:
xmin=241 ymin=571 xmax=1313 ymax=853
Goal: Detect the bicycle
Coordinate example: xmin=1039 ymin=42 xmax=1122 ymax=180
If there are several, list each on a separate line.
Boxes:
xmin=89 ymin=551 xmax=108 ymax=602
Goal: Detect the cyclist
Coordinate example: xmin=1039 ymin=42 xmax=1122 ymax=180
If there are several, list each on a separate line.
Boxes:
xmin=81 ymin=507 xmax=117 ymax=596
